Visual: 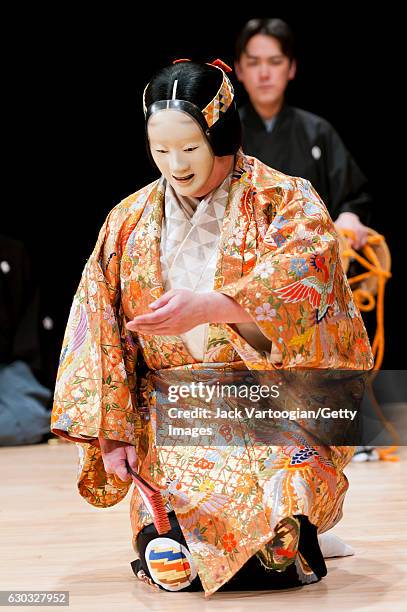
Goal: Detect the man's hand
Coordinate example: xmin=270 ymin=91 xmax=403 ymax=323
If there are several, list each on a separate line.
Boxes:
xmin=334 ymin=212 xmax=369 ymax=250
xmin=99 ymin=438 xmax=138 ymax=482
xmin=125 ymin=288 xmax=253 ymax=336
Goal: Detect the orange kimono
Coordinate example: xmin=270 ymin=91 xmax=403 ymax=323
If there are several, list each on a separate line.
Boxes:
xmin=51 ymin=150 xmax=373 ymax=596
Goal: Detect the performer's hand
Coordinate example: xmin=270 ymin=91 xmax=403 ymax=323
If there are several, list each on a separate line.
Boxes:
xmin=125 ymin=289 xmax=209 ymax=335
xmin=125 ymin=288 xmax=252 ymax=335
xmin=99 ymin=438 xmax=137 ymax=482
xmin=334 ymin=212 xmax=369 ymax=250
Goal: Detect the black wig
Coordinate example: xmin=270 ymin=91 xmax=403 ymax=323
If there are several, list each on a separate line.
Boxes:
xmin=143 ymin=61 xmax=241 ymax=158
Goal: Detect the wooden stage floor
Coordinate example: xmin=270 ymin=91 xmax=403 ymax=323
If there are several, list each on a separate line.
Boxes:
xmin=1 ymin=443 xmax=406 ymax=611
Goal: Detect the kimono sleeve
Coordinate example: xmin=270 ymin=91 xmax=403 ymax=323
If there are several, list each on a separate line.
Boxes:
xmin=218 ymin=177 xmax=374 ymax=370
xmin=51 ymin=205 xmax=142 ymax=449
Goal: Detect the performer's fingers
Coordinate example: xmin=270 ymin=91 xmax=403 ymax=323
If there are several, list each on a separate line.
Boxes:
xmin=127 ymin=305 xmax=173 ymax=327
xmin=103 ymin=459 xmax=122 ymax=477
xmin=132 ymin=325 xmax=178 ymax=334
xmin=101 ymin=457 xmax=113 ymax=474
xmin=125 ymin=445 xmax=138 ymax=471
xmin=113 ymin=473 xmax=131 ymax=486
xmin=149 ymin=290 xmax=176 ymax=310
xmin=129 ymin=318 xmax=178 ymax=332
xmin=127 ymin=322 xmax=173 ymax=333
xmin=116 ymin=464 xmax=132 ymax=482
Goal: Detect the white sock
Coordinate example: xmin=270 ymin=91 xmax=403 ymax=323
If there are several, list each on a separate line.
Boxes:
xmin=318 ymin=532 xmax=355 ymax=558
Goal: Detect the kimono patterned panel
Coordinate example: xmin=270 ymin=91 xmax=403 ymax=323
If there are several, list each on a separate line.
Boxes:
xmin=51 ymin=150 xmax=373 ymax=596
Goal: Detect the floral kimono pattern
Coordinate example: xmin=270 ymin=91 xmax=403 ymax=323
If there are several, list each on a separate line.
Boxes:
xmin=51 ymin=150 xmax=373 ymax=596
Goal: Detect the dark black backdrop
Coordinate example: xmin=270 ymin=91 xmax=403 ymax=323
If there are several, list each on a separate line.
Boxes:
xmin=4 ymin=10 xmax=405 ymax=386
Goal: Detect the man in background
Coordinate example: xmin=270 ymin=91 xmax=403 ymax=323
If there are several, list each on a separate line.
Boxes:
xmin=235 ymin=17 xmax=371 ymax=249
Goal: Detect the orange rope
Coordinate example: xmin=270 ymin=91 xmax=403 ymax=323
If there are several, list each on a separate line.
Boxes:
xmin=339 ymin=230 xmax=391 ymax=370
xmin=377 ymin=446 xmax=400 ymax=461
xmin=339 ymin=229 xmax=399 ymax=461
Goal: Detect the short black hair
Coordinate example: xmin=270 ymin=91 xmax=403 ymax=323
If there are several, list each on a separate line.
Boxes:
xmin=235 ymin=18 xmax=295 ymax=62
xmin=144 ymin=61 xmax=241 ymax=157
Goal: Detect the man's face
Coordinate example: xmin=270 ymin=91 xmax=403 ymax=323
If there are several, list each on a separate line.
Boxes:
xmin=147 ymin=109 xmax=214 ymax=196
xmin=235 ymin=34 xmax=296 ymax=107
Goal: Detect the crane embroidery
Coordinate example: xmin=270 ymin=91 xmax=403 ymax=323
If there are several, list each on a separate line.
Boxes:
xmin=274 ymin=254 xmax=336 ymax=323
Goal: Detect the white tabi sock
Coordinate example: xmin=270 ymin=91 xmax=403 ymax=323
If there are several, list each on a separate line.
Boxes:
xmin=317 ymin=532 xmax=355 ymax=558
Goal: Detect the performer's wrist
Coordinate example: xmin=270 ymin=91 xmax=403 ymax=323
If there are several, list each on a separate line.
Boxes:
xmin=201 ymin=291 xmax=252 ymax=324
xmin=199 ymin=292 xmax=218 ymax=323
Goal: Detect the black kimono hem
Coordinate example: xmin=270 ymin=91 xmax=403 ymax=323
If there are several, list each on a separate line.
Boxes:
xmin=130 ymin=510 xmax=327 ymax=593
